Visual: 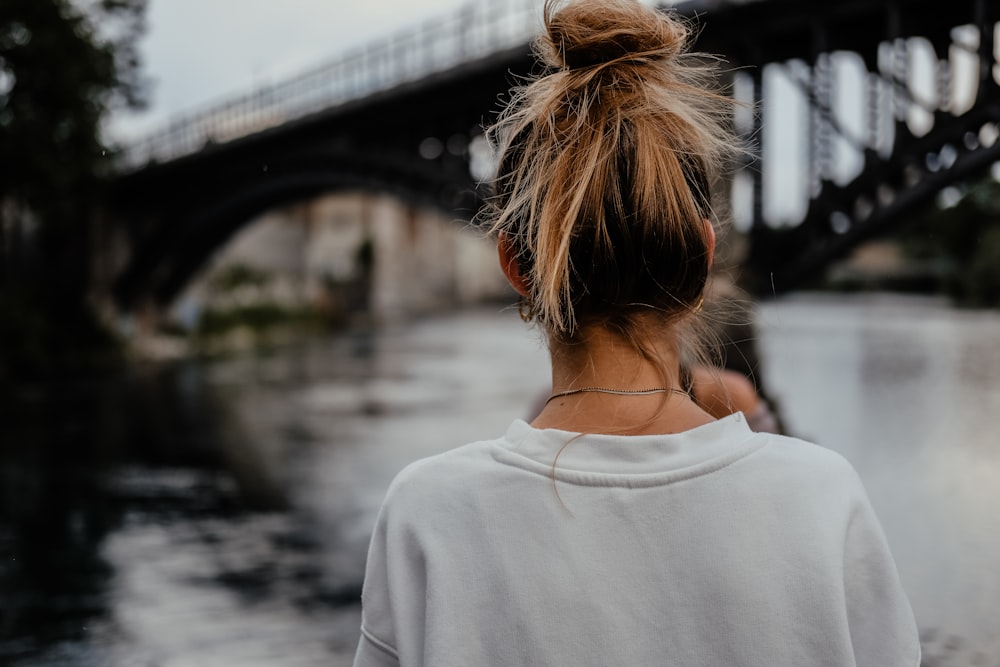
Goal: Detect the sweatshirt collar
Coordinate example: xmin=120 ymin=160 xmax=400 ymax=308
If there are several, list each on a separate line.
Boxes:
xmin=492 ymin=414 xmax=763 ymax=486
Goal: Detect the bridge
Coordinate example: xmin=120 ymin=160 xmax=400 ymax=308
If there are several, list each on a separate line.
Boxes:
xmin=107 ymin=0 xmax=1000 ymax=312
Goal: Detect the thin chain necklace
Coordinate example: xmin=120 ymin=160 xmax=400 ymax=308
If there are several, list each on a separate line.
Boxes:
xmin=545 ymin=386 xmax=689 ymax=405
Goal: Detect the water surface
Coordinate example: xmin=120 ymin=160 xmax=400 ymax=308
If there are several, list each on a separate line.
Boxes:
xmin=3 ymin=296 xmax=998 ymax=665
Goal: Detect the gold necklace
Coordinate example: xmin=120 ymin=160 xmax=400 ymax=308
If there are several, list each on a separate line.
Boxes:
xmin=545 ymin=386 xmax=689 ymax=405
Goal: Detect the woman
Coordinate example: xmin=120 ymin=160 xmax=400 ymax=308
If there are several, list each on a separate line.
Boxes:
xmin=353 ymin=1 xmax=919 ymax=665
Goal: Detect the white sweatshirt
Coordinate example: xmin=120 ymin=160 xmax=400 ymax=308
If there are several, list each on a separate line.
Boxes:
xmin=354 ymin=415 xmax=920 ymax=667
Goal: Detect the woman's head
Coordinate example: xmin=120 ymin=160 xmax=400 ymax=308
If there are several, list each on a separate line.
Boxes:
xmin=484 ymin=0 xmax=740 ymax=344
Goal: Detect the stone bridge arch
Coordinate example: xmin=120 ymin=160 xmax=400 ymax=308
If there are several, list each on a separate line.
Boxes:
xmin=110 ymin=149 xmax=483 ymax=310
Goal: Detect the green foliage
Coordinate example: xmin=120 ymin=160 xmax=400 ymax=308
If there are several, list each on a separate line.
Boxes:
xmin=900 ymin=178 xmax=1000 ymax=307
xmin=0 ymin=0 xmax=146 ymax=214
xmin=189 ymin=263 xmax=330 ymax=342
xmin=209 ymin=263 xmax=271 ymax=294
xmin=196 ymin=304 xmax=307 ymax=338
xmin=0 ymin=0 xmax=146 ymax=381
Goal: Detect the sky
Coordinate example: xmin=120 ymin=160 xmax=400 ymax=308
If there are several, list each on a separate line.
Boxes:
xmin=109 ymin=0 xmax=477 ymax=141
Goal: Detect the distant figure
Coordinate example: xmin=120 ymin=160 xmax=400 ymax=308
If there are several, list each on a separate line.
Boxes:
xmin=689 ymin=366 xmax=779 ymax=433
xmin=353 ymin=1 xmax=919 ymax=666
xmin=688 ymin=276 xmax=786 ymax=434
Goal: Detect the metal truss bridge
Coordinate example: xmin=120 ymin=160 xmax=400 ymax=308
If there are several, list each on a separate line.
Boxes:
xmin=108 ymin=0 xmax=1000 ymax=308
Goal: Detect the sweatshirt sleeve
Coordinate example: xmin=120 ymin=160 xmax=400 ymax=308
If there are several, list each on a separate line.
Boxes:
xmin=842 ymin=484 xmax=921 ymax=667
xmin=354 ymin=460 xmax=437 ymax=667
xmin=353 ymin=501 xmax=401 ymax=667
xmin=354 ymin=632 xmax=399 ymax=667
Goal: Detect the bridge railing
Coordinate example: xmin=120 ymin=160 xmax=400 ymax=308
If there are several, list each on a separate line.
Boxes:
xmin=120 ymin=0 xmax=540 ymax=169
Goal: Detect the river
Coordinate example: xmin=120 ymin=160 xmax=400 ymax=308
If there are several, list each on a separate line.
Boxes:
xmin=1 ymin=294 xmax=998 ymax=666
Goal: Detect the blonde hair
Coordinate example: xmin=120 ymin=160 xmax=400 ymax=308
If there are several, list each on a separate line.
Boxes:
xmin=482 ymin=0 xmax=741 ymax=343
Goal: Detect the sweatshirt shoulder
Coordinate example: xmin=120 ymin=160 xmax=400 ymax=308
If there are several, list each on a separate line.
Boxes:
xmin=759 ymin=431 xmax=857 ymax=466
xmin=381 ymin=437 xmax=501 ymax=502
xmin=749 ymin=432 xmax=867 ymax=489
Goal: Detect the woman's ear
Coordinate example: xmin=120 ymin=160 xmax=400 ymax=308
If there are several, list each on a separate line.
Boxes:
xmin=497 ymin=232 xmax=530 ymax=297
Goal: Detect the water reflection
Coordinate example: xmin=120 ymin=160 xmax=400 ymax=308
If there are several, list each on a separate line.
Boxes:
xmin=2 ymin=297 xmax=1000 ymax=665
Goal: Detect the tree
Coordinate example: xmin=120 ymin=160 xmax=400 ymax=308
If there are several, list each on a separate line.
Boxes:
xmin=0 ymin=0 xmax=146 ymax=379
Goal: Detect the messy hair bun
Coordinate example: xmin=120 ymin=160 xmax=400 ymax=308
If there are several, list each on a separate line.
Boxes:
xmin=484 ymin=0 xmax=741 ymax=340
xmin=539 ymin=0 xmax=687 ymax=71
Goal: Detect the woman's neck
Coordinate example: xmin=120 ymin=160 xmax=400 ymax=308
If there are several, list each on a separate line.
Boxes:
xmin=531 ymin=325 xmax=716 ymax=435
